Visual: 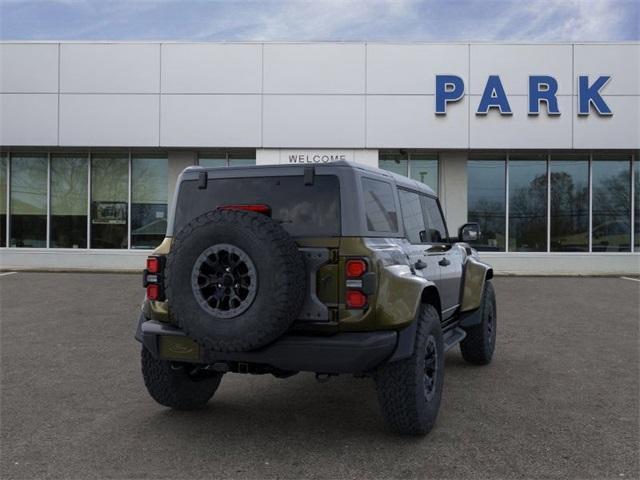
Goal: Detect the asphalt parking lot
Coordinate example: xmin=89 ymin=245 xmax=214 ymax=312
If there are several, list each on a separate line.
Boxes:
xmin=0 ymin=273 xmax=638 ymax=480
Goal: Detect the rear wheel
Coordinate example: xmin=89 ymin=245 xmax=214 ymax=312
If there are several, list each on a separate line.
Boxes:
xmin=141 ymin=347 xmax=223 ymax=410
xmin=460 ymin=280 xmax=496 ymax=365
xmin=374 ymin=304 xmax=444 ymax=435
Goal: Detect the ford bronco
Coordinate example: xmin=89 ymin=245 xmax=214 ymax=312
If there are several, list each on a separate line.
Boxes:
xmin=135 ymin=161 xmax=496 ymax=435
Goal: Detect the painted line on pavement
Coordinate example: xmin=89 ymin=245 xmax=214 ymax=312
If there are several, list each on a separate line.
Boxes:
xmin=620 ymin=276 xmax=640 ymax=283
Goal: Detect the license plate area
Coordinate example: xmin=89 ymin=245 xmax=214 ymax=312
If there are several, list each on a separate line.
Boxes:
xmin=158 ymin=335 xmax=200 ymax=362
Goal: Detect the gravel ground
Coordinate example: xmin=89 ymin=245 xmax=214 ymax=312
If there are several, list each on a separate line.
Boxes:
xmin=1 ymin=273 xmax=638 ymax=480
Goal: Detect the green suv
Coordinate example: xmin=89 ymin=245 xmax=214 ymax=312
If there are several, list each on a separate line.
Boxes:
xmin=135 ymin=161 xmax=496 ymax=435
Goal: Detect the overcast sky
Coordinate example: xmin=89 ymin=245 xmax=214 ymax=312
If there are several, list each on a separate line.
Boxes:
xmin=0 ymin=0 xmax=638 ymax=42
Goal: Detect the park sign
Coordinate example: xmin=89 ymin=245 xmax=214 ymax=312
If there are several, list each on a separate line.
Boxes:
xmin=435 ymin=75 xmax=613 ymax=116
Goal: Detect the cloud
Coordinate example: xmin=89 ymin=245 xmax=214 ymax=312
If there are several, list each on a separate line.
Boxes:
xmin=0 ymin=0 xmax=637 ymax=41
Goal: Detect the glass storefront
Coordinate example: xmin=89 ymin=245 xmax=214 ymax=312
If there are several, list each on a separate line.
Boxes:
xmin=91 ymin=154 xmax=128 ymax=249
xmin=379 ymin=150 xmax=438 ymax=194
xmin=550 ymin=155 xmax=589 ymax=252
xmin=0 ymin=149 xmax=636 ymax=255
xmin=467 ymin=151 xmax=636 ymax=253
xmin=635 ymin=158 xmax=639 ymax=252
xmin=10 ymin=155 xmax=47 ymax=247
xmin=199 ymin=150 xmax=256 ymax=168
xmin=592 ymin=154 xmax=632 ymax=252
xmin=508 ymin=154 xmax=548 ymax=252
xmin=131 ymin=155 xmax=168 ymax=249
xmin=0 ymin=154 xmax=6 ymax=247
xmin=50 ymin=155 xmax=88 ymax=248
xmin=467 ymin=155 xmax=506 ymax=251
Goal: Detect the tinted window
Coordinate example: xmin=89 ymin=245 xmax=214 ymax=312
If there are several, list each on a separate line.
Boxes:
xmin=467 ymin=158 xmax=506 ymax=251
xmin=361 ymin=177 xmax=398 ymax=233
xmin=509 ymin=156 xmax=547 ymax=252
xmin=421 ymin=195 xmax=448 ymax=243
xmin=131 ymin=156 xmax=168 ymax=249
xmin=550 ymin=155 xmax=589 ymax=252
xmin=592 ymin=154 xmax=631 ymax=252
xmin=91 ymin=155 xmax=128 ymax=249
xmin=175 ymin=175 xmax=340 ymax=237
xmin=10 ymin=155 xmax=47 ymax=248
xmin=399 ymin=189 xmax=426 ymax=243
xmin=50 ymin=155 xmax=88 ymax=248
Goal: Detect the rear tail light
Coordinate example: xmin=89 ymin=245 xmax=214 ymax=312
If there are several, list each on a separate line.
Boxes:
xmin=146 ymin=284 xmax=160 ymax=301
xmin=346 ymin=259 xmax=367 ymax=278
xmin=346 ymin=289 xmax=367 ymax=309
xmin=144 ymin=255 xmax=164 ymax=301
xmin=219 ymin=204 xmax=271 ymax=216
xmin=146 ymin=256 xmax=161 ymax=274
xmin=344 ymin=258 xmax=369 ymax=309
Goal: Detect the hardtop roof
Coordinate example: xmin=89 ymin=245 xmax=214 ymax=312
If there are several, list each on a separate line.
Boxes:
xmin=185 ymin=160 xmax=437 ymax=197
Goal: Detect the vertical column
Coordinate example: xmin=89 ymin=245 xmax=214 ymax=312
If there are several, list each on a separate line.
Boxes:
xmin=167 ymin=150 xmax=196 ymax=207
xmin=438 ymin=151 xmax=468 ymax=233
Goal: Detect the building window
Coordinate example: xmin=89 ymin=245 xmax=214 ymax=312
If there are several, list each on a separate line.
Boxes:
xmin=50 ymin=155 xmax=88 ymax=248
xmin=508 ymin=154 xmax=548 ymax=252
xmin=379 ymin=151 xmax=438 ymax=194
xmin=550 ymin=154 xmax=589 ymax=252
xmin=592 ymin=153 xmax=632 ymax=252
xmin=131 ymin=155 xmax=168 ymax=249
xmin=635 ymin=154 xmax=639 ymax=252
xmin=91 ymin=154 xmax=128 ymax=249
xmin=0 ymin=154 xmax=7 ymax=247
xmin=361 ymin=177 xmax=398 ymax=233
xmin=10 ymin=154 xmax=47 ymax=248
xmin=198 ymin=150 xmax=256 ymax=167
xmin=467 ymin=156 xmax=506 ymax=251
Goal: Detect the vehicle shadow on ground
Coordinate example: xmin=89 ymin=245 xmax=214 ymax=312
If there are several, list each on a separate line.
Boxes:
xmin=135 ymin=351 xmax=479 ymax=442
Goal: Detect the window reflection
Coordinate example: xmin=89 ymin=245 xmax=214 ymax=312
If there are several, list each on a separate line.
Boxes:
xmin=398 ymin=189 xmax=426 ymax=244
xmin=467 ymin=157 xmax=506 ymax=251
xmin=0 ymin=154 xmax=6 ymax=247
xmin=91 ymin=155 xmax=128 ymax=249
xmin=550 ymin=155 xmax=589 ymax=252
xmin=379 ymin=151 xmax=439 ymax=194
xmin=51 ymin=155 xmax=88 ymax=248
xmin=10 ymin=155 xmax=47 ymax=247
xmin=131 ymin=156 xmax=168 ymax=249
xmin=410 ymin=154 xmax=438 ymax=194
xmin=508 ymin=155 xmax=547 ymax=252
xmin=592 ymin=154 xmax=631 ymax=252
xmin=634 ymin=157 xmax=639 ymax=252
xmin=199 ymin=150 xmax=256 ymax=168
xmin=379 ymin=151 xmax=408 ymax=176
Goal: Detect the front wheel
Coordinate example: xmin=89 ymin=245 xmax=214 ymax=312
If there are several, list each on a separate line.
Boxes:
xmin=141 ymin=347 xmax=223 ymax=410
xmin=374 ymin=304 xmax=445 ymax=435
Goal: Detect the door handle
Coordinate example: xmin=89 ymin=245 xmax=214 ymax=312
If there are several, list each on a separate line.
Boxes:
xmin=438 ymin=257 xmax=451 ymax=267
xmin=414 ymin=259 xmax=427 ymax=270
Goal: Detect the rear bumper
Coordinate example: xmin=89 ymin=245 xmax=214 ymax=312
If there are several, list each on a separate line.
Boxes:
xmin=135 ymin=314 xmax=397 ymax=374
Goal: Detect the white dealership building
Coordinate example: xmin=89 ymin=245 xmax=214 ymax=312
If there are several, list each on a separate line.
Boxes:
xmin=0 ymin=41 xmax=638 ymax=274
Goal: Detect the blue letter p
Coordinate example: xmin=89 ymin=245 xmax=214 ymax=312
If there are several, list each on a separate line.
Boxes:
xmin=435 ymin=75 xmax=464 ymax=115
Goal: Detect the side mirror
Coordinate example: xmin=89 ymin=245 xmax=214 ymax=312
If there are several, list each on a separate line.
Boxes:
xmin=458 ymin=222 xmax=481 ymax=243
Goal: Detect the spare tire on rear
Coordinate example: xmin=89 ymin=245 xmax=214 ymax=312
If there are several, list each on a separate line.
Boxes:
xmin=165 ymin=209 xmax=306 ymax=352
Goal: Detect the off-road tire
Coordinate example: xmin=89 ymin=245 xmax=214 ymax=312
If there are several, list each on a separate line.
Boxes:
xmin=141 ymin=347 xmax=223 ymax=410
xmin=165 ymin=209 xmax=306 ymax=352
xmin=374 ymin=304 xmax=445 ymax=435
xmin=460 ymin=280 xmax=496 ymax=365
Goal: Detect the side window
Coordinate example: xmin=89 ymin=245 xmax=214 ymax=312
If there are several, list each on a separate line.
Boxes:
xmin=399 ymin=189 xmax=427 ymax=244
xmin=361 ymin=177 xmax=398 ymax=233
xmin=420 ymin=195 xmax=448 ymax=243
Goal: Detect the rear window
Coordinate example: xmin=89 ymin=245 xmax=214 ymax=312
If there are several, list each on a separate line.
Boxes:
xmin=174 ymin=175 xmax=341 ymax=237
